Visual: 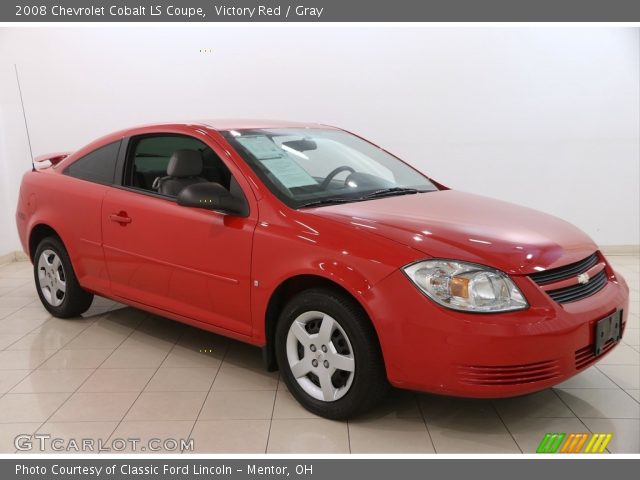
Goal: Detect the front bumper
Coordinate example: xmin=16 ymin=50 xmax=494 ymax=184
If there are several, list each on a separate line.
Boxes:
xmin=367 ymin=264 xmax=629 ymax=397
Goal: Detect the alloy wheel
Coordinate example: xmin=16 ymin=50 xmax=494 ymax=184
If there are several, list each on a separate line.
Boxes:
xmin=286 ymin=310 xmax=355 ymax=401
xmin=37 ymin=249 xmax=66 ymax=307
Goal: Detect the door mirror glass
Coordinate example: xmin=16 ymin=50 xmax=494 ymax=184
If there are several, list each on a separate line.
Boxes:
xmin=177 ymin=183 xmax=249 ymax=217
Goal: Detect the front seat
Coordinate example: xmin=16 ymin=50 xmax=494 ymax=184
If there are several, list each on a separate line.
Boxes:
xmin=153 ymin=149 xmax=208 ymax=197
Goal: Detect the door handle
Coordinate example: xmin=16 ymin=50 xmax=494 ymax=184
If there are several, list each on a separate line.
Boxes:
xmin=109 ymin=212 xmax=132 ymax=225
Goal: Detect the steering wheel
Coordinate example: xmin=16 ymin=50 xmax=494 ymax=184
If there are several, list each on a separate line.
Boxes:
xmin=320 ymin=166 xmax=356 ymax=190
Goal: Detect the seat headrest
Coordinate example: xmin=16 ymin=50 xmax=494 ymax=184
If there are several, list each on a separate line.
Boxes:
xmin=167 ymin=149 xmax=203 ymax=177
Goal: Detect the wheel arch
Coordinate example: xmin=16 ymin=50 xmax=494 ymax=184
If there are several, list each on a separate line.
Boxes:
xmin=28 ymin=223 xmax=63 ymax=261
xmin=262 ymin=274 xmax=382 ymax=372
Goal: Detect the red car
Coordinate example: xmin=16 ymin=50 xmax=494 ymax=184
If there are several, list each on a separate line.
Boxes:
xmin=16 ymin=120 xmax=629 ymax=419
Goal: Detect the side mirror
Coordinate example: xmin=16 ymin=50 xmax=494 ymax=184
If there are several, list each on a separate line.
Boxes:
xmin=177 ymin=182 xmax=249 ymax=217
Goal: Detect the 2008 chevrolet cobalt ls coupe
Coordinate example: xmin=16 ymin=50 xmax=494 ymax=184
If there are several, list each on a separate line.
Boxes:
xmin=16 ymin=120 xmax=629 ymax=419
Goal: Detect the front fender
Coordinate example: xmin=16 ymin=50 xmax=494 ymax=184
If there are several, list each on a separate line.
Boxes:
xmin=250 ymin=213 xmax=423 ymax=345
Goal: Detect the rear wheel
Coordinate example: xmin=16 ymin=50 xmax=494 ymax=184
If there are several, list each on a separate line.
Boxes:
xmin=275 ymin=288 xmax=388 ymax=419
xmin=33 ymin=236 xmax=93 ymax=318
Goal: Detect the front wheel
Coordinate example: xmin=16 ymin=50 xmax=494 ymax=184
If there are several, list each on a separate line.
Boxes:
xmin=275 ymin=288 xmax=388 ymax=419
xmin=33 ymin=236 xmax=94 ymax=318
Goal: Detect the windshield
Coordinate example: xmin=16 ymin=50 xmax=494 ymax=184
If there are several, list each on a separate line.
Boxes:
xmin=222 ymin=128 xmax=437 ymax=208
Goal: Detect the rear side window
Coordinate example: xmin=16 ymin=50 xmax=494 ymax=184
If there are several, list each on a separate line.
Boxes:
xmin=64 ymin=140 xmax=121 ymax=184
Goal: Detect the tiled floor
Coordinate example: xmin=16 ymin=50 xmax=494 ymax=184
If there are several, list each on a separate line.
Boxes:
xmin=0 ymin=256 xmax=638 ymax=454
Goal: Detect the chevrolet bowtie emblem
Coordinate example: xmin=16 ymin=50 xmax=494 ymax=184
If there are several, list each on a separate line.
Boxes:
xmin=577 ymin=273 xmax=590 ymax=284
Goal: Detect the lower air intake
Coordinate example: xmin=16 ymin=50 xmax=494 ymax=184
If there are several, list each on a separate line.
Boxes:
xmin=458 ymin=360 xmax=561 ymax=386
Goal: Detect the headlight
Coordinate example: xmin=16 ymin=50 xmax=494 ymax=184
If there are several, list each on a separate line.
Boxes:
xmin=403 ymin=259 xmax=528 ymax=312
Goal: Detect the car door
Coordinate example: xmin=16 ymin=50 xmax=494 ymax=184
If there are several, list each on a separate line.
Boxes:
xmin=101 ymin=130 xmax=257 ymax=336
xmin=55 ymin=140 xmax=122 ymax=294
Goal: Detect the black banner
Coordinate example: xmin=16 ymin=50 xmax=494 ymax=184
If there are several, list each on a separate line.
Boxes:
xmin=3 ymin=0 xmax=640 ymax=22
xmin=4 ymin=459 xmax=640 ymax=480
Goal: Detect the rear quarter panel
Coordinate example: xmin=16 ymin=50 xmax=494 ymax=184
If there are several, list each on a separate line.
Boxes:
xmin=17 ymin=168 xmax=111 ymax=294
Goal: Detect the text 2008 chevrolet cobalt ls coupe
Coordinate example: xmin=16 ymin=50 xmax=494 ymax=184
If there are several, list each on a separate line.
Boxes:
xmin=16 ymin=120 xmax=629 ymax=419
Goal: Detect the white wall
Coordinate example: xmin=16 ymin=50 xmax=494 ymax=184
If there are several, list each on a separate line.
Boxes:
xmin=0 ymin=27 xmax=638 ymax=256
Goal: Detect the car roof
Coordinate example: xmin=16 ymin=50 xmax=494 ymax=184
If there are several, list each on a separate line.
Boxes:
xmin=53 ymin=119 xmax=341 ymax=169
xmin=198 ymin=119 xmax=336 ymax=131
xmin=92 ymin=119 xmax=337 ymax=145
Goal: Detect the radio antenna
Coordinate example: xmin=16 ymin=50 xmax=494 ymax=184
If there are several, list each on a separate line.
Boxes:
xmin=14 ymin=64 xmax=35 ymax=171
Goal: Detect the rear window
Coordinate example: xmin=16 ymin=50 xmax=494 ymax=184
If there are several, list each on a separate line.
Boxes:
xmin=64 ymin=140 xmax=121 ymax=184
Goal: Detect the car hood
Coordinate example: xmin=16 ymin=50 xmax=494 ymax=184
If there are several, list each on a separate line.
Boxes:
xmin=306 ymin=190 xmax=598 ymax=275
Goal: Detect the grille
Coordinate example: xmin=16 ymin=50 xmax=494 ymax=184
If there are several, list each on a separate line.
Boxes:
xmin=575 ymin=340 xmax=617 ymax=370
xmin=530 ymin=253 xmax=599 ymax=285
xmin=528 ymin=253 xmax=608 ymax=304
xmin=458 ymin=360 xmax=561 ymax=386
xmin=545 ymin=269 xmax=608 ymax=304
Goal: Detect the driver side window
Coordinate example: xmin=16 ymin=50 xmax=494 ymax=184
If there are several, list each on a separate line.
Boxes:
xmin=124 ymin=134 xmax=233 ymax=197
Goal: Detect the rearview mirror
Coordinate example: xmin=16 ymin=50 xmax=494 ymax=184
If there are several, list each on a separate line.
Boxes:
xmin=177 ymin=182 xmax=249 ymax=217
xmin=282 ymin=138 xmax=317 ymax=152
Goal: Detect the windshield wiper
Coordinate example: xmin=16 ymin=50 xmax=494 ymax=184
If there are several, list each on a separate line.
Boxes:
xmin=358 ymin=187 xmax=421 ymax=200
xmin=298 ymin=197 xmax=355 ymax=208
xmin=298 ymin=188 xmax=425 ymax=208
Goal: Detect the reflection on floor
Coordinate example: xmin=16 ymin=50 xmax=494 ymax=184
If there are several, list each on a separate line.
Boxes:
xmin=0 ymin=256 xmax=638 ymax=453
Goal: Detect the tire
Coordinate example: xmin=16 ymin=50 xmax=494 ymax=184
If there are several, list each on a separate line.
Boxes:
xmin=33 ymin=236 xmax=93 ymax=318
xmin=275 ymin=288 xmax=388 ymax=419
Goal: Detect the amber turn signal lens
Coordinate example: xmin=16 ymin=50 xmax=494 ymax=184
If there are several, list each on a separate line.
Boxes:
xmin=450 ymin=276 xmax=470 ymax=298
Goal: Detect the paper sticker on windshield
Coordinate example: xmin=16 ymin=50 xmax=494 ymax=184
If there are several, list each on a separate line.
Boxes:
xmin=261 ymin=157 xmax=317 ymax=189
xmin=235 ymin=136 xmax=285 ymax=160
xmin=235 ymin=135 xmax=316 ymax=188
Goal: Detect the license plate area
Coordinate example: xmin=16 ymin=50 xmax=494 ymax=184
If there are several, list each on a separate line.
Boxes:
xmin=594 ymin=310 xmax=622 ymax=356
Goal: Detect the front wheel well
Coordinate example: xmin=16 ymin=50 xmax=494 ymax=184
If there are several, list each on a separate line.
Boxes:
xmin=29 ymin=224 xmax=61 ymax=261
xmin=262 ymin=275 xmax=375 ymax=371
